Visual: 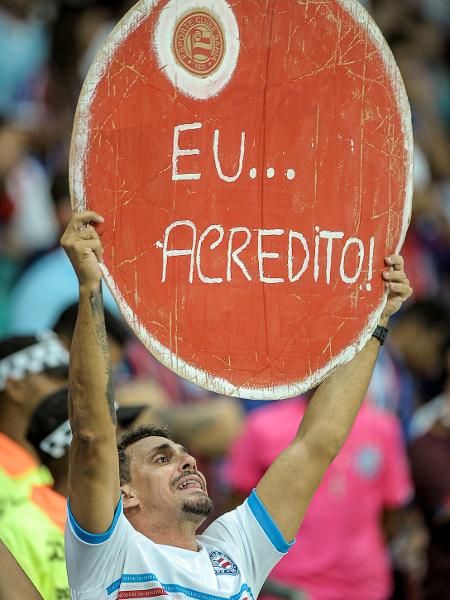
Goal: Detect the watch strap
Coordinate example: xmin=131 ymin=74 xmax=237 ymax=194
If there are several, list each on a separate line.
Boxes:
xmin=372 ymin=325 xmax=389 ymax=345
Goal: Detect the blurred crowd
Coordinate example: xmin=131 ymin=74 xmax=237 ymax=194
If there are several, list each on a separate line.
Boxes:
xmin=0 ymin=0 xmax=449 ymax=599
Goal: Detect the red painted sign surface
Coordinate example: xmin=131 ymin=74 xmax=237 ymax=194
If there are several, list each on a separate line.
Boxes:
xmin=70 ymin=0 xmax=412 ymax=399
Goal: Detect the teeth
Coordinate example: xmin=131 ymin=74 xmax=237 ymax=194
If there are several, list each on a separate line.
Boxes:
xmin=178 ymin=479 xmax=200 ymax=489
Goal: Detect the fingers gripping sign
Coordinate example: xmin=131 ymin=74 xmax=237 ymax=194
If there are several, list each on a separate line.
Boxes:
xmin=61 ymin=212 xmax=105 ymax=287
xmin=381 ymin=254 xmax=413 ymax=321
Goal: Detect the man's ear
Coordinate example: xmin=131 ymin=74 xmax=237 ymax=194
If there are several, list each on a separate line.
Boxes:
xmin=121 ymin=484 xmax=140 ymax=510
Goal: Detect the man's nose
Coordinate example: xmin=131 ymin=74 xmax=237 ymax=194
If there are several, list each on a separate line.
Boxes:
xmin=181 ymin=453 xmax=197 ymax=471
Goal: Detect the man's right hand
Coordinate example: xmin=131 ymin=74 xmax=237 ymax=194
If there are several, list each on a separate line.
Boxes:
xmin=61 ymin=211 xmax=105 ymax=287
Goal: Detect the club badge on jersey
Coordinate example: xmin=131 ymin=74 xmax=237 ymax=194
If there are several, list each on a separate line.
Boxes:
xmin=209 ymin=550 xmax=239 ymax=576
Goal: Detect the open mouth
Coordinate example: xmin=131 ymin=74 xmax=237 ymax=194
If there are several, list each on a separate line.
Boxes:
xmin=175 ymin=477 xmax=204 ymax=492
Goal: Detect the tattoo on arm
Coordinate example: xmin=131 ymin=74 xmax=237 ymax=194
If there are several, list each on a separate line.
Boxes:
xmin=89 ymin=286 xmax=117 ymax=426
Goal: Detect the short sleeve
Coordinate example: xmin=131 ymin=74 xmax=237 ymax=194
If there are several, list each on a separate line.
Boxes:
xmin=381 ymin=414 xmax=414 ymax=507
xmin=64 ymin=498 xmax=133 ymax=595
xmin=199 ymin=491 xmax=294 ymax=596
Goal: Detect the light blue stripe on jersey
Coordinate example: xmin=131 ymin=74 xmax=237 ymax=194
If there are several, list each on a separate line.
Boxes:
xmin=247 ymin=489 xmax=295 ymax=553
xmin=106 ymin=574 xmax=159 ymax=595
xmin=106 ymin=576 xmax=254 ymax=600
xmin=163 ymin=582 xmax=255 ymax=600
xmin=67 ymin=497 xmax=122 ymax=545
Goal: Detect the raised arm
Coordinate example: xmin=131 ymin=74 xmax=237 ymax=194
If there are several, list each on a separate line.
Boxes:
xmin=256 ymin=255 xmax=412 ymax=542
xmin=61 ymin=211 xmax=120 ymax=533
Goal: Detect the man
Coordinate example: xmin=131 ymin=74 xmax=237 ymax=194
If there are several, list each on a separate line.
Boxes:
xmin=0 ymin=331 xmax=68 ymax=520
xmin=61 ymin=211 xmax=412 ymax=600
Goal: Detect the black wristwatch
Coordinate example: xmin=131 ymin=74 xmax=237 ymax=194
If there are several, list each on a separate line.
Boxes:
xmin=372 ymin=325 xmax=389 ymax=345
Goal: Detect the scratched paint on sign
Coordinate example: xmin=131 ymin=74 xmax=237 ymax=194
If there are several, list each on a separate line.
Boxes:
xmin=70 ymin=0 xmax=412 ymax=399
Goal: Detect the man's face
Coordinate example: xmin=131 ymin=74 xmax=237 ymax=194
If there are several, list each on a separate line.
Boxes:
xmin=124 ymin=436 xmax=213 ymax=524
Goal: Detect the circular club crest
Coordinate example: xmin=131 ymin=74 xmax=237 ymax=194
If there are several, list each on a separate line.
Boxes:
xmin=154 ymin=0 xmax=240 ymax=100
xmin=173 ymin=11 xmax=225 ymax=77
xmin=71 ymin=0 xmax=412 ymax=399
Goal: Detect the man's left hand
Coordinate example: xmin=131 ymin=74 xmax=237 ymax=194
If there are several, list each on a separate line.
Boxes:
xmin=380 ymin=254 xmax=413 ymax=324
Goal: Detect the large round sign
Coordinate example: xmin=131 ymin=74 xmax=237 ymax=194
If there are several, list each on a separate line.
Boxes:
xmin=70 ymin=0 xmax=412 ymax=399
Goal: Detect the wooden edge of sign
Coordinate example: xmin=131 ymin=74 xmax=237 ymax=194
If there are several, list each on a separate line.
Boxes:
xmin=337 ymin=0 xmax=414 ymax=250
xmin=69 ymin=0 xmax=413 ymax=400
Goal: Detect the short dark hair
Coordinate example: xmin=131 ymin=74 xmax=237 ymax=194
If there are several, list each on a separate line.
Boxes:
xmin=117 ymin=425 xmax=172 ymax=485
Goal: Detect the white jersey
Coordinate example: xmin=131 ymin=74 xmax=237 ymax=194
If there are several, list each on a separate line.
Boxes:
xmin=65 ymin=490 xmax=293 ymax=600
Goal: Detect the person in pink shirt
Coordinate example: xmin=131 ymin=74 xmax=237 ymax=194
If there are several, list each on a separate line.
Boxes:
xmin=225 ymin=397 xmax=413 ymax=600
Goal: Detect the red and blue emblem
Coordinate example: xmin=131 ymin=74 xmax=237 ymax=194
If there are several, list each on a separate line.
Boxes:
xmin=209 ymin=550 xmax=239 ymax=576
